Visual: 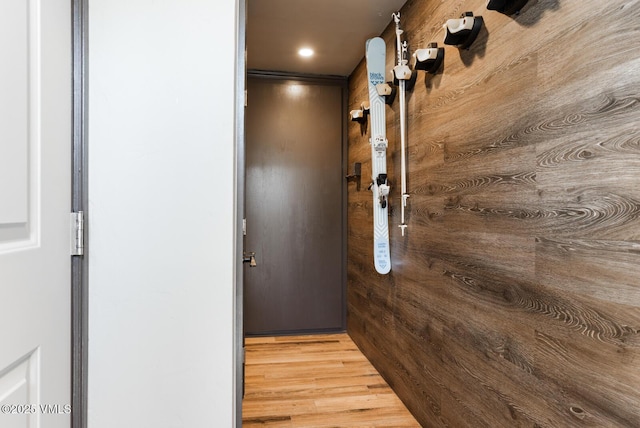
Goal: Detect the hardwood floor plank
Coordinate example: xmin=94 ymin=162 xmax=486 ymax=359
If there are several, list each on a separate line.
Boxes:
xmin=291 ymin=407 xmax=420 ymax=428
xmin=242 ymin=333 xmax=420 ymax=427
xmin=243 ymin=416 xmax=293 ymax=428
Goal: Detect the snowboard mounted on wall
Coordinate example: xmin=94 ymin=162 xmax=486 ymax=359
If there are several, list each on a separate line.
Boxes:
xmin=365 ymin=37 xmax=391 ymax=274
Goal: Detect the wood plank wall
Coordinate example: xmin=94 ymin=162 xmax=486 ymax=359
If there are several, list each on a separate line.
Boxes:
xmin=346 ymin=0 xmax=640 ymax=426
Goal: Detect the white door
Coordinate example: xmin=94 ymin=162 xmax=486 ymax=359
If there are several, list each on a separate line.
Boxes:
xmin=0 ymin=0 xmax=72 ymax=427
xmin=88 ymin=1 xmax=236 ymax=426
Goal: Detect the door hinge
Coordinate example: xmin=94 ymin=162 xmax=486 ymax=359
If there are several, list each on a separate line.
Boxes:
xmin=70 ymin=211 xmax=85 ymax=256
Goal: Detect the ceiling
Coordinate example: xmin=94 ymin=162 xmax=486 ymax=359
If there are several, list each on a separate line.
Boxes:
xmin=247 ymin=0 xmax=408 ymax=77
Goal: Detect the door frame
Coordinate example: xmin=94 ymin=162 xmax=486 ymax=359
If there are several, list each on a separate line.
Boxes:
xmin=234 ymin=0 xmax=247 ymax=425
xmin=235 ymin=0 xmax=350 ymax=417
xmin=71 ymin=0 xmax=89 ymax=426
xmin=70 ymin=1 xmax=242 ymax=426
xmin=243 ymin=71 xmax=349 ymax=336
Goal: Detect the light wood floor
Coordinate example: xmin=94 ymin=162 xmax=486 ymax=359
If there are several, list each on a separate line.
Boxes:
xmin=242 ymin=333 xmax=420 ymax=427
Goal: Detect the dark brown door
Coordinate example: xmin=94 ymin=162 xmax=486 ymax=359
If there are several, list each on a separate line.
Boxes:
xmin=244 ymin=75 xmax=345 ymax=335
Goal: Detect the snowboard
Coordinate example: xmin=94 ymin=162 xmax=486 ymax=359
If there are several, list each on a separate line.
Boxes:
xmin=366 ymin=37 xmax=391 ymax=274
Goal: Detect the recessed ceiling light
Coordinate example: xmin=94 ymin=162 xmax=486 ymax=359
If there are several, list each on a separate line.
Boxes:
xmin=298 ymin=47 xmax=314 ymax=58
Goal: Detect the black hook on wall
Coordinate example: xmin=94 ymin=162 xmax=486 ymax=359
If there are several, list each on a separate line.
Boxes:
xmin=443 ymin=12 xmax=484 ymax=50
xmin=376 ymin=82 xmax=397 ymax=105
xmin=345 ymin=162 xmax=362 ymax=191
xmin=414 ymin=42 xmax=445 ymax=74
xmin=349 ymin=103 xmax=369 ymax=124
xmin=487 ymin=0 xmax=530 ymax=15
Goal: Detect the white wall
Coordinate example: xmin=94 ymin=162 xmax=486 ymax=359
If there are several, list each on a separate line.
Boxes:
xmin=88 ymin=0 xmax=237 ymax=426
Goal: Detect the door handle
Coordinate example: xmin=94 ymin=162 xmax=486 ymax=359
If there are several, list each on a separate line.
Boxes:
xmin=243 ymin=252 xmax=257 ymax=267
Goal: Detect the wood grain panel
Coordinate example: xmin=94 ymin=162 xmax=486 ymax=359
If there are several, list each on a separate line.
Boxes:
xmin=536 ymin=237 xmax=640 ymax=306
xmin=347 ymin=0 xmax=640 ymax=426
xmin=533 ymin=328 xmax=640 ymax=426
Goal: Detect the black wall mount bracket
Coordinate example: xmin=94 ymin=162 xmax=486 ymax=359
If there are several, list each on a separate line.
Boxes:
xmin=487 ymin=0 xmax=529 ymax=15
xmin=443 ymin=12 xmax=484 ymax=50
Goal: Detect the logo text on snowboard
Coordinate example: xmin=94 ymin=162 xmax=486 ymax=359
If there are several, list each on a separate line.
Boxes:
xmin=369 ymin=72 xmax=384 ymax=85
